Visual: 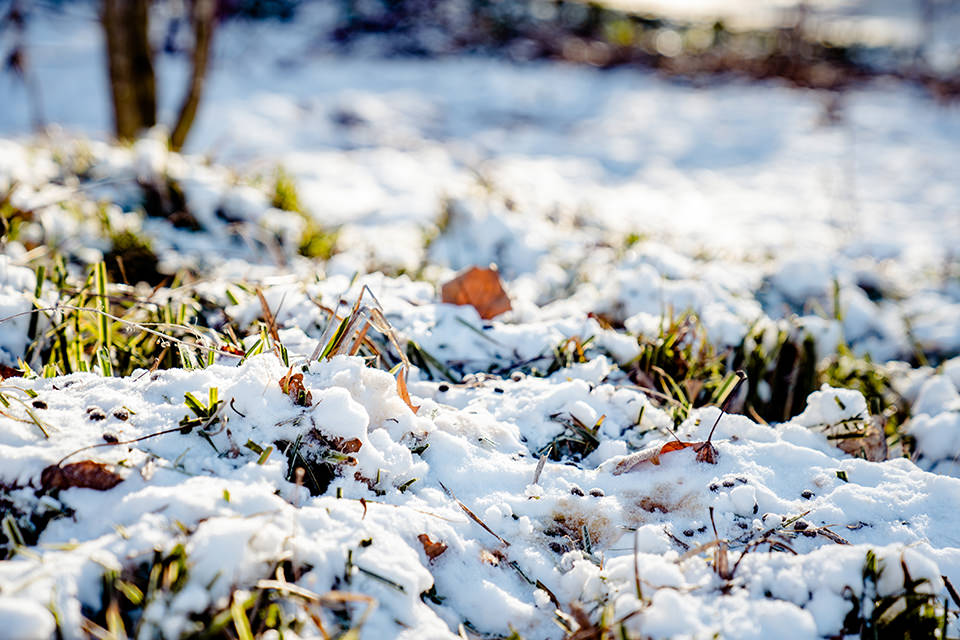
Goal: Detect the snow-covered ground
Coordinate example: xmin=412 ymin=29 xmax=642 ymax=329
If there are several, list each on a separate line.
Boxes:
xmin=1 ymin=4 xmax=960 ymax=639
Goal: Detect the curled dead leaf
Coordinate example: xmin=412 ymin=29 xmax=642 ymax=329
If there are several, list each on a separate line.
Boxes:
xmin=417 ymin=534 xmax=448 ymax=561
xmin=339 ymin=438 xmax=363 ymax=454
xmin=396 ymin=365 xmax=420 ymax=414
xmin=440 ymin=266 xmax=511 ymax=320
xmin=611 ymin=439 xmax=718 ymax=474
xmin=695 ymin=441 xmax=719 ymax=464
xmin=279 ymin=370 xmax=312 ymax=407
xmin=41 ymin=460 xmax=124 ymax=491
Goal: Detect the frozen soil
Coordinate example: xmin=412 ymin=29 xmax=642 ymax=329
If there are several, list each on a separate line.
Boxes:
xmin=1 ymin=7 xmax=960 ymax=640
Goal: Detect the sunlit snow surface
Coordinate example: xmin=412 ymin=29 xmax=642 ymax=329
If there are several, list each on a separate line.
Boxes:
xmin=1 ymin=6 xmax=960 ymax=639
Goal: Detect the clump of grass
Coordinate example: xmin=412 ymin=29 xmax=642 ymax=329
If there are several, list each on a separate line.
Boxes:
xmin=0 ymin=183 xmax=34 ymax=246
xmin=271 ymin=166 xmax=338 ymax=260
xmin=0 ymin=485 xmax=74 ymax=560
xmin=140 ymin=175 xmax=200 ymax=231
xmin=17 ymin=257 xmax=248 ymax=378
xmin=622 ymin=312 xmax=728 ymax=424
xmin=841 ymin=549 xmax=951 ymax=639
xmin=104 ymin=229 xmax=163 ymax=286
xmin=271 ymin=167 xmax=302 ymax=214
xmin=298 ymin=219 xmax=339 ymax=260
xmin=731 ymin=323 xmax=818 ymax=423
xmin=819 ymin=346 xmax=908 ymax=439
xmin=539 ymin=412 xmax=604 ymax=461
xmin=85 ymin=546 xmax=326 ymax=639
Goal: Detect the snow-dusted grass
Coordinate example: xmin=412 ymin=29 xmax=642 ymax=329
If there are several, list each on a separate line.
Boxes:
xmin=2 ymin=9 xmax=960 ymax=638
xmin=0 ymin=130 xmax=958 ymax=639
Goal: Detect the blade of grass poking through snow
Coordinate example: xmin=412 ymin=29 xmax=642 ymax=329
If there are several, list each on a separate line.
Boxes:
xmin=230 ymin=591 xmax=255 ymax=640
xmin=97 ymin=346 xmax=113 ymax=377
xmin=183 ymin=392 xmax=206 ymax=418
xmin=240 ymin=338 xmax=263 ymax=364
xmin=710 ymin=370 xmax=741 ymax=407
xmin=26 ymin=264 xmax=44 ymax=343
xmin=94 ymin=261 xmax=110 ymax=347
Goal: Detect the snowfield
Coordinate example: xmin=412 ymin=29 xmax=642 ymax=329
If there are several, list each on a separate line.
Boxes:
xmin=1 ymin=5 xmax=960 ymax=639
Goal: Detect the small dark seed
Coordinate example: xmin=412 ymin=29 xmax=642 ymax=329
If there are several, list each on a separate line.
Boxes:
xmin=588 ymin=488 xmax=604 ymax=498
xmin=737 ymin=522 xmax=748 ymax=529
xmin=801 ymin=490 xmax=814 ymax=499
xmin=86 ymin=407 xmax=106 ymax=421
xmin=697 ymin=526 xmax=707 ymax=533
xmin=753 ymin=503 xmax=759 ymax=514
xmin=570 ymin=486 xmax=585 ymax=497
xmin=113 ymin=409 xmax=129 ymax=421
xmin=793 ymin=520 xmax=809 ymax=531
xmin=32 ymin=400 xmax=47 ymax=409
xmin=359 ymin=538 xmax=373 ymax=547
xmin=549 ymin=541 xmax=564 ymax=553
xmin=736 ymin=477 xmax=748 ymax=484
xmin=438 ymin=384 xmax=449 ymax=393
xmin=510 ymin=372 xmax=524 ymax=381
xmin=683 ymin=529 xmax=694 ymax=537
xmin=722 ymin=479 xmax=735 ymax=488
xmin=494 ymin=388 xmax=504 ymax=394
xmin=709 ymin=483 xmax=719 ymax=492
xmin=102 ymin=433 xmax=118 ymax=443
xmin=802 ymin=529 xmax=817 ymax=537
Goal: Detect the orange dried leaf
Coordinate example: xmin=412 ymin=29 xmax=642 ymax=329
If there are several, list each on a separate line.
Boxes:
xmin=339 ymin=438 xmax=363 ymax=454
xmin=279 ymin=371 xmax=312 ymax=407
xmin=440 ymin=266 xmax=511 ymax=320
xmin=612 ymin=439 xmax=717 ymax=474
xmin=41 ymin=461 xmax=124 ymax=491
xmin=417 ymin=534 xmax=448 ymax=561
xmin=396 ymin=365 xmax=420 ymax=414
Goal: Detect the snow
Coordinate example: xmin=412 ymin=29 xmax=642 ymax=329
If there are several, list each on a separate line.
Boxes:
xmin=1 ymin=4 xmax=960 ymax=639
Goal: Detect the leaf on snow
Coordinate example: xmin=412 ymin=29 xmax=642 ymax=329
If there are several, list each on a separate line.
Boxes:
xmin=611 ymin=440 xmax=718 ymax=474
xmin=440 ymin=266 xmax=511 ymax=320
xmin=417 ymin=534 xmax=448 ymax=561
xmin=41 ymin=460 xmax=124 ymax=491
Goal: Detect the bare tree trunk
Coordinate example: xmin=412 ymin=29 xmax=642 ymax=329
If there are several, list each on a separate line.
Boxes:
xmin=102 ymin=0 xmax=156 ymax=141
xmin=3 ymin=0 xmax=46 ymax=132
xmin=170 ymin=0 xmax=216 ymax=151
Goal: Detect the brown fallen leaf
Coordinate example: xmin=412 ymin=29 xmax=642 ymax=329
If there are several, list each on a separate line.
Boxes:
xmin=417 ymin=534 xmax=448 ymax=561
xmin=41 ymin=460 xmax=124 ymax=491
xmin=339 ymin=438 xmax=363 ymax=454
xmin=0 ymin=363 xmax=23 ymax=379
xmin=279 ymin=370 xmax=312 ymax=407
xmin=440 ymin=266 xmax=511 ymax=320
xmin=611 ymin=440 xmax=717 ymax=474
xmin=612 ymin=371 xmax=744 ymax=474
